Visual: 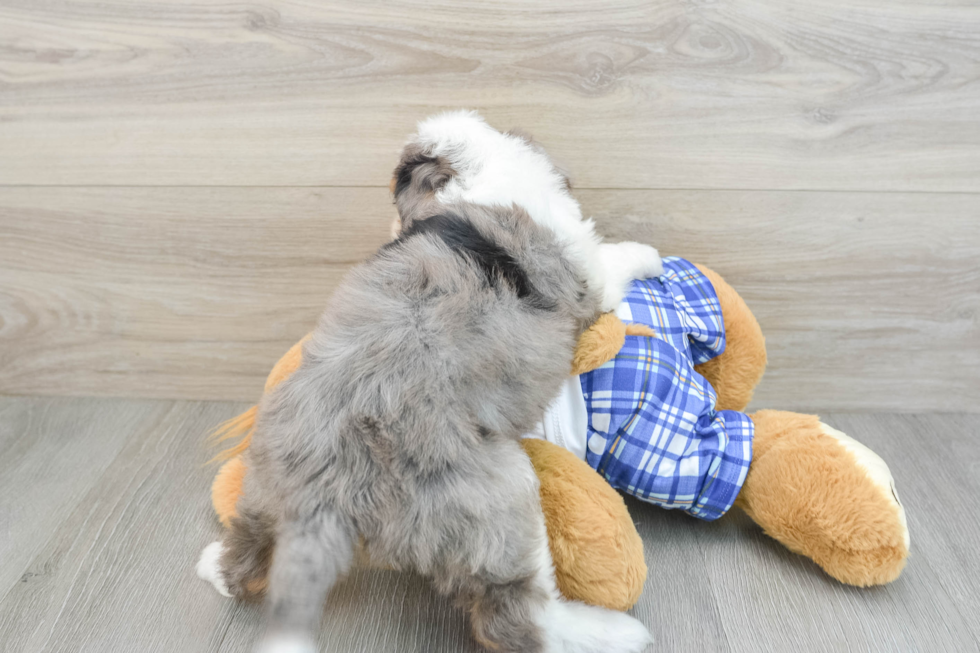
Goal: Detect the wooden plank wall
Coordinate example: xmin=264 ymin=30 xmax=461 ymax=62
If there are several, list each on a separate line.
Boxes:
xmin=1 ymin=0 xmax=978 ymax=411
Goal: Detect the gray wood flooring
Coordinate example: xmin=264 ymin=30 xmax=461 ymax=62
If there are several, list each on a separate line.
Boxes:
xmin=0 ymin=396 xmax=977 ymax=652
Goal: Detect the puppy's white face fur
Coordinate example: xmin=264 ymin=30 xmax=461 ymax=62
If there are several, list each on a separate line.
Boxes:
xmin=409 ymin=111 xmax=662 ymax=312
xmin=415 ymin=112 xmax=584 ymax=236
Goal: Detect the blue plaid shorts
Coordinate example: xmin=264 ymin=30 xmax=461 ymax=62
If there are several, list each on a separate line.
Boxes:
xmin=579 ymin=257 xmax=754 ymax=521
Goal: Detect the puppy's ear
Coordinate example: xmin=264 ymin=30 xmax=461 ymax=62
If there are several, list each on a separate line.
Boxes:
xmin=391 ymin=144 xmax=454 ymax=221
xmin=392 ymin=144 xmax=453 ymax=197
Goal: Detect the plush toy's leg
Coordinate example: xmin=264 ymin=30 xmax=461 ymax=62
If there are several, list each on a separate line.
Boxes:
xmin=521 ymin=438 xmax=647 ymax=611
xmin=737 ymin=410 xmax=909 ymax=586
xmin=692 ymin=264 xmax=767 ymax=412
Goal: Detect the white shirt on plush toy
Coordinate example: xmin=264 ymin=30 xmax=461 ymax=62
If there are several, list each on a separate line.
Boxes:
xmin=526 ymin=376 xmax=589 ymax=461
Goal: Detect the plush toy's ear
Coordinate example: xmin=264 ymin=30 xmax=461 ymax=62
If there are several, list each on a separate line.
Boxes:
xmin=208 ymin=333 xmax=313 ymax=465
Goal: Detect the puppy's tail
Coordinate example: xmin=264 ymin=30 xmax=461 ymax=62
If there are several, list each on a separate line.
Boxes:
xmin=256 ymin=506 xmax=356 ymax=653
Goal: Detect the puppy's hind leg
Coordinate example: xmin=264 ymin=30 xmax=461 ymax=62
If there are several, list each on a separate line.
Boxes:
xmin=529 ymin=529 xmax=653 ymax=653
xmin=457 ymin=498 xmax=652 ymax=652
xmin=255 ymin=506 xmax=356 ymax=653
xmin=197 ymin=489 xmax=277 ymax=600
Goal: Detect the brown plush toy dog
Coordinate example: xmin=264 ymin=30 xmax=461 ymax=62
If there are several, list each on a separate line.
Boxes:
xmin=209 ymin=264 xmax=909 ymax=612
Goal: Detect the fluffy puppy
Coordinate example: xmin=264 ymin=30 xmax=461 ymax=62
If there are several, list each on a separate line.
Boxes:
xmin=391 ymin=110 xmax=663 ymax=312
xmin=197 ymin=206 xmax=653 ymax=649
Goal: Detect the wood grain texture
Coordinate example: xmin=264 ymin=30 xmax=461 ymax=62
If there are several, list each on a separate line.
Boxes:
xmin=1 ymin=0 xmax=979 ymax=190
xmin=1 ymin=187 xmax=976 ymax=411
xmin=0 ymin=397 xmax=978 ymax=652
xmin=0 ymin=187 xmax=393 ymax=401
xmin=582 ymin=189 xmax=980 ymax=413
xmin=0 ymin=398 xmax=241 ymax=653
xmin=0 ymin=397 xmax=164 ymax=594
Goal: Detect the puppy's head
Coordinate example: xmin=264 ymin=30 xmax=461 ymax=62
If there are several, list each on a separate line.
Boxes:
xmin=390 ymin=111 xmax=580 ymax=234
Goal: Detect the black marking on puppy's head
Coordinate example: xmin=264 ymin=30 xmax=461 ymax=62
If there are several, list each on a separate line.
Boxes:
xmin=391 ymin=144 xmax=454 ymax=201
xmin=395 ymin=214 xmax=554 ymax=309
xmin=393 ymin=152 xmax=437 ymax=197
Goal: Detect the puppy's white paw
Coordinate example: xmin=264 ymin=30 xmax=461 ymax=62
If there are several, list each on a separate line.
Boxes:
xmin=599 ymin=611 xmax=654 ymax=653
xmin=196 ymin=541 xmax=232 ymax=598
xmin=255 ymin=633 xmax=317 ymax=653
xmin=613 ymin=241 xmax=663 ymax=279
xmin=597 ymin=241 xmax=663 ymax=312
xmin=544 ymin=600 xmax=652 ymax=653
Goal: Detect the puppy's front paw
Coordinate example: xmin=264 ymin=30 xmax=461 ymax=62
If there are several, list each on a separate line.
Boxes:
xmin=196 ymin=541 xmax=232 ymax=598
xmin=611 ymin=241 xmax=662 ymax=278
xmin=597 ymin=242 xmax=663 ymax=311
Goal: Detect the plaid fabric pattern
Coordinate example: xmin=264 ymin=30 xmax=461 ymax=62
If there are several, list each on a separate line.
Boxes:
xmin=580 ymin=257 xmax=754 ymax=521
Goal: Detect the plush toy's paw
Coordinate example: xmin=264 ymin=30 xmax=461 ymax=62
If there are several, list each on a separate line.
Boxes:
xmin=197 ymin=541 xmax=232 ymax=598
xmin=521 ymin=438 xmax=647 ymax=611
xmin=597 ymin=242 xmax=662 ymax=312
xmin=817 ymin=421 xmax=909 ymax=550
xmin=741 ymin=410 xmax=909 ymax=586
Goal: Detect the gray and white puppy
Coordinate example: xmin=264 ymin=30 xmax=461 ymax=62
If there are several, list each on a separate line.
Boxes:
xmin=393 ymin=111 xmax=663 ymax=311
xmin=197 ymin=122 xmax=653 ymax=653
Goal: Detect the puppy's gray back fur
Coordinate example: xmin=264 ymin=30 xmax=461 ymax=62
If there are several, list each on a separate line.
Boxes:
xmin=233 ymin=201 xmax=600 ymax=647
